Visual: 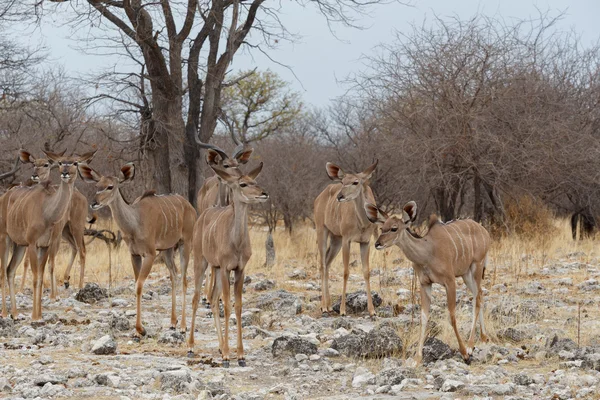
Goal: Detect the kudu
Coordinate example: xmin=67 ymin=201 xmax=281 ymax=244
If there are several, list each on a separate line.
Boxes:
xmin=2 ymin=151 xmax=95 ymax=320
xmin=78 ymin=163 xmax=196 ymax=338
xmin=365 ymin=201 xmax=490 ymax=364
xmin=187 ymin=162 xmax=268 ymax=367
xmin=18 ymin=150 xmax=96 ymax=294
xmin=313 ymin=160 xmax=378 ymax=318
xmin=195 ymin=140 xmax=253 ymax=307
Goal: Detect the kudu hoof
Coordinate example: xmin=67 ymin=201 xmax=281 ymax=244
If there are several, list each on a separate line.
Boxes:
xmin=238 ymin=359 xmax=246 ymax=367
xmin=187 ymin=351 xmax=195 ymax=358
xmin=133 ymin=336 xmax=141 ymax=343
xmin=169 ymin=326 xmax=176 ymax=331
xmin=64 ymin=281 xmax=70 ymax=289
xmin=222 ymin=360 xmax=230 ymax=368
xmin=321 ymin=311 xmax=329 ymax=318
xmin=463 ymin=355 xmax=472 ymax=365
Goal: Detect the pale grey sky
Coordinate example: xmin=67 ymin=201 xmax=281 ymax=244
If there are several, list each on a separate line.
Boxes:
xmin=14 ymin=0 xmax=600 ymax=107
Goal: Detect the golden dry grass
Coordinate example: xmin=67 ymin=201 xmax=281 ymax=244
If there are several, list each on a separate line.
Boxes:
xmin=27 ymin=215 xmax=600 ymax=355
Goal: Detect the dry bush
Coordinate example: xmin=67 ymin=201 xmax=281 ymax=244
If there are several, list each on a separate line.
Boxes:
xmin=500 ymin=195 xmax=557 ymax=240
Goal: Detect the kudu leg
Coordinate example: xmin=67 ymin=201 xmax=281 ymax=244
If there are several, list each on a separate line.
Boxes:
xmin=28 ymin=245 xmax=41 ymax=320
xmin=61 ymin=228 xmax=78 ymax=289
xmin=416 ymin=282 xmax=432 ymax=364
xmin=179 ymin=242 xmax=191 ymax=334
xmin=162 ymin=248 xmax=179 ymax=330
xmin=187 ymin=257 xmax=208 ymax=356
xmin=134 ymin=254 xmax=155 ymax=339
xmin=210 ymin=267 xmax=224 ymax=360
xmin=445 ymin=280 xmax=469 ymax=363
xmin=234 ymin=269 xmax=245 ymax=366
xmin=316 ymin=226 xmax=329 ymax=315
xmin=475 ymin=260 xmax=488 ymax=342
xmin=202 ymin=267 xmax=212 ymax=307
xmin=47 ymin=245 xmax=59 ymax=300
xmin=220 ymin=268 xmax=232 ymax=367
xmin=324 ymin=235 xmax=342 ymax=313
xmin=6 ymin=243 xmax=26 ymax=318
xmin=339 ymin=240 xmax=351 ymax=316
xmin=75 ymin=231 xmax=86 ymax=289
xmin=1 ymin=237 xmax=10 ymax=318
xmin=359 ymin=242 xmax=375 ymax=318
xmin=131 ymin=254 xmax=142 ymax=282
xmin=463 ymin=264 xmax=481 ymax=352
xmin=19 ymin=253 xmax=29 ymax=293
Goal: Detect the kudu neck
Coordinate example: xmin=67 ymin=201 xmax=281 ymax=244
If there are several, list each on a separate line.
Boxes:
xmin=230 ymin=191 xmax=250 ymax=248
xmin=109 ymin=189 xmax=139 ymax=235
xmin=42 ymin=179 xmax=74 ymax=223
xmin=352 ymin=187 xmax=372 ymax=228
xmin=397 ymin=228 xmax=432 ymax=266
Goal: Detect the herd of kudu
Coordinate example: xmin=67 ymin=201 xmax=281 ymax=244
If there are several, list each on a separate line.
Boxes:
xmin=0 ymin=139 xmax=491 ymax=366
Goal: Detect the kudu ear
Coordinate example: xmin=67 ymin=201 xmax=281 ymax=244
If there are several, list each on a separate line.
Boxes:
xmin=119 ymin=163 xmax=135 ymax=183
xmin=206 ymin=149 xmax=223 ymax=166
xmin=211 ymin=164 xmax=237 ymax=183
xmin=402 ymin=201 xmax=417 ymax=224
xmin=247 ymin=162 xmax=263 ymax=180
xmin=234 ymin=147 xmax=253 ymax=165
xmin=361 ymin=159 xmax=378 ymax=180
xmin=364 ymin=203 xmax=388 ymax=224
xmin=77 ymin=164 xmax=101 ymax=183
xmin=326 ymin=162 xmax=344 ymax=181
xmin=42 ymin=150 xmax=65 ymax=163
xmin=77 ymin=150 xmax=97 ymax=165
xmin=19 ymin=150 xmax=34 ymax=164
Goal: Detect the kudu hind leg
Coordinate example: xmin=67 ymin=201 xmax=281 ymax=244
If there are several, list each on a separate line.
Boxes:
xmin=316 ymin=226 xmax=330 ymax=315
xmin=339 ymin=240 xmax=351 ymax=316
xmin=61 ymin=228 xmax=78 ymax=289
xmin=220 ymin=268 xmax=233 ymax=367
xmin=446 ymin=280 xmax=469 ymax=363
xmin=134 ymin=254 xmax=155 ymax=339
xmin=1 ymin=237 xmax=11 ymax=317
xmin=463 ymin=264 xmax=480 ymax=351
xmin=188 ymin=257 xmax=208 ymax=355
xmin=162 ymin=248 xmax=179 ymax=330
xmin=179 ymin=241 xmax=191 ymax=334
xmin=324 ymin=235 xmax=342 ymax=313
xmin=6 ymin=244 xmax=26 ymax=318
xmin=234 ymin=269 xmax=245 ymax=366
xmin=360 ymin=242 xmax=375 ymax=318
xmin=416 ymin=283 xmax=432 ymax=364
xmin=210 ymin=267 xmax=225 ymax=360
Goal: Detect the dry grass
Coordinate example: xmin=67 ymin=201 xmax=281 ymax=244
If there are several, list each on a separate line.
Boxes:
xmin=28 ymin=215 xmax=600 ymax=356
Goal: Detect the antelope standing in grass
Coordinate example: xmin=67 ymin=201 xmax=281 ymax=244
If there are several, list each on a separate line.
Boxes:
xmin=18 ymin=150 xmax=96 ymax=294
xmin=78 ymin=163 xmax=196 ymax=339
xmin=365 ymin=201 xmax=490 ymax=364
xmin=187 ymin=162 xmax=268 ymax=367
xmin=2 ymin=151 xmax=94 ymax=320
xmin=314 ymin=160 xmax=378 ymax=318
xmin=195 ymin=140 xmax=253 ymax=307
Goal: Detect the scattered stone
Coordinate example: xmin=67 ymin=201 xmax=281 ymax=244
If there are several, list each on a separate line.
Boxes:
xmin=0 ymin=377 xmax=10 ymax=392
xmin=272 ymin=335 xmax=317 ymax=357
xmin=352 ymin=367 xmax=375 ymax=388
xmin=91 ymin=335 xmax=117 ymax=355
xmin=331 ymin=291 xmax=382 ymax=315
xmin=255 ymin=290 xmax=302 ymax=317
xmin=332 ymin=318 xmax=353 ymax=330
xmin=514 ymin=373 xmax=533 ymax=386
xmin=498 ymin=327 xmax=527 ymax=342
xmin=288 ymin=269 xmax=307 ymax=280
xmin=34 ymin=374 xmax=67 ymax=386
xmin=332 ymin=326 xmax=402 ymax=358
xmin=110 ymin=315 xmax=131 ymax=331
xmin=441 ymin=379 xmax=465 ymax=392
xmin=158 ymin=330 xmax=185 ymax=345
xmin=159 ymin=369 xmax=192 ymax=393
xmin=0 ymin=317 xmax=15 ymax=337
xmin=75 ymin=283 xmax=108 ymax=304
xmin=253 ymin=279 xmax=276 ymax=291
xmin=422 ymin=337 xmax=455 ymax=364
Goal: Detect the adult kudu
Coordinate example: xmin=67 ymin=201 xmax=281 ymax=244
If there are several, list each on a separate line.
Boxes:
xmin=365 ymin=201 xmax=490 ymax=364
xmin=78 ymin=163 xmax=196 ymax=339
xmin=188 ymin=162 xmax=269 ymax=367
xmin=1 ymin=151 xmax=95 ymax=320
xmin=19 ymin=150 xmax=96 ymax=294
xmin=314 ymin=160 xmax=378 ymax=318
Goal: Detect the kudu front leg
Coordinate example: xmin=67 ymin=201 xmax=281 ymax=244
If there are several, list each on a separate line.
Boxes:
xmin=6 ymin=244 xmax=26 ymax=319
xmin=220 ymin=268 xmax=232 ymax=368
xmin=234 ymin=269 xmax=245 ymax=367
xmin=187 ymin=257 xmax=208 ymax=356
xmin=416 ymin=283 xmax=432 ymax=364
xmin=162 ymin=248 xmax=179 ymax=330
xmin=133 ymin=254 xmax=155 ymax=340
xmin=359 ymin=242 xmax=375 ymax=318
xmin=339 ymin=240 xmax=351 ymax=317
xmin=446 ymin=280 xmax=469 ymax=363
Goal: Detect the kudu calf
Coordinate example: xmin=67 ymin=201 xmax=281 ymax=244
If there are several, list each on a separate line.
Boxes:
xmin=314 ymin=160 xmax=378 ymax=318
xmin=195 ymin=141 xmax=253 ymax=307
xmin=18 ymin=150 xmax=96 ymax=293
xmin=2 ymin=151 xmax=95 ymax=320
xmin=188 ymin=162 xmax=268 ymax=367
xmin=78 ymin=163 xmax=196 ymax=338
xmin=365 ymin=201 xmax=490 ymax=364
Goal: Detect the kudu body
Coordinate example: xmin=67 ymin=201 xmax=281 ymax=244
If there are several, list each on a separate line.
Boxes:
xmin=313 ymin=161 xmax=378 ymax=317
xmin=195 ymin=141 xmax=253 ymax=307
xmin=366 ymin=201 xmax=490 ymax=363
xmin=1 ymin=151 xmax=94 ymax=320
xmin=18 ymin=150 xmax=95 ymax=294
xmin=78 ymin=163 xmax=196 ymax=338
xmin=188 ymin=162 xmax=268 ymax=367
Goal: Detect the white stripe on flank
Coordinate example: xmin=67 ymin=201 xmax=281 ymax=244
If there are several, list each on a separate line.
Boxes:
xmin=441 ymin=225 xmax=459 ymax=263
xmin=448 ymin=223 xmax=466 ymax=262
xmin=164 ymin=196 xmax=180 ymax=232
xmin=157 ymin=199 xmax=169 ymax=238
xmin=466 ymin=222 xmax=473 ymax=261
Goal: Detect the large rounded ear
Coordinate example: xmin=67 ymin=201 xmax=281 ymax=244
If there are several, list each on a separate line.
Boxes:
xmin=361 ymin=159 xmax=378 ymax=180
xmin=19 ymin=150 xmax=35 ymax=164
xmin=210 ymin=164 xmax=237 ymax=183
xmin=326 ymin=162 xmax=345 ymax=181
xmin=77 ymin=164 xmax=102 ymax=183
xmin=247 ymin=162 xmax=263 ymax=180
xmin=119 ymin=163 xmax=135 ymax=183
xmin=402 ymin=201 xmax=417 ymax=224
xmin=233 ymin=146 xmax=253 ymax=165
xmin=206 ymin=149 xmax=223 ymax=166
xmin=77 ymin=150 xmax=97 ymax=165
xmin=364 ymin=203 xmax=388 ymax=224
xmin=42 ymin=150 xmax=64 ymax=163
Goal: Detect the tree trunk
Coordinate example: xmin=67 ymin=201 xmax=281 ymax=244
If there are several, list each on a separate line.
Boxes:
xmin=283 ymin=213 xmax=293 ymax=235
xmin=265 ymin=230 xmax=275 ymax=268
xmin=473 ymin=172 xmax=482 ymax=222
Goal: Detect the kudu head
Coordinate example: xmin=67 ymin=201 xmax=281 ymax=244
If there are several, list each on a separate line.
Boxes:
xmin=365 ymin=201 xmax=418 ymax=249
xmin=210 ymin=162 xmax=269 ymax=205
xmin=196 ymin=140 xmax=253 ymax=179
xmin=78 ymin=162 xmax=134 ymax=210
xmin=326 ymin=160 xmax=378 ymax=202
xmin=19 ymin=149 xmax=66 ymax=183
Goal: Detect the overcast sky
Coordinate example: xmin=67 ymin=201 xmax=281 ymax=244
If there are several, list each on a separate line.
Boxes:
xmin=14 ymin=0 xmax=600 ymax=107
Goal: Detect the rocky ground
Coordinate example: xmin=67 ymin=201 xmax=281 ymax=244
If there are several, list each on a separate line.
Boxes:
xmin=1 ymin=251 xmax=600 ymax=400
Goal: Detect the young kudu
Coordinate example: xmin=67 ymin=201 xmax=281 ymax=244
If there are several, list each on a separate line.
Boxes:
xmin=78 ymin=163 xmax=196 ymax=338
xmin=188 ymin=163 xmax=268 ymax=367
xmin=314 ymin=161 xmax=378 ymax=318
xmin=365 ymin=201 xmax=491 ymax=364
xmin=2 ymin=151 xmax=95 ymax=320
xmin=18 ymin=150 xmax=96 ymax=294
xmin=195 ymin=141 xmax=253 ymax=306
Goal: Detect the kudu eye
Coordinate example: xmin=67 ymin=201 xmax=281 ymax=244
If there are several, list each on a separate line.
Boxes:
xmin=239 ymin=183 xmax=248 ymax=188
xmin=106 ymin=185 xmax=114 ymax=190
xmin=391 ymin=227 xmax=398 ymax=232
xmin=43 ymin=163 xmax=49 ymax=167
xmin=74 ymin=162 xmax=78 ymax=166
xmin=223 ymin=164 xmax=230 ymax=168
xmin=352 ymin=181 xmax=359 ymax=185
